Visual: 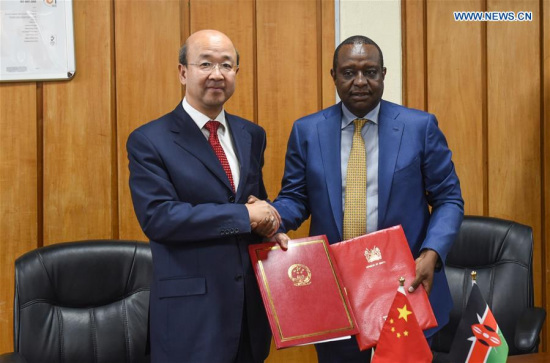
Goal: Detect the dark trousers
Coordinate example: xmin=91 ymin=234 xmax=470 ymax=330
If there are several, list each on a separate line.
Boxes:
xmin=315 ymin=336 xmax=372 ymax=363
xmin=235 ymin=301 xmax=262 ymax=363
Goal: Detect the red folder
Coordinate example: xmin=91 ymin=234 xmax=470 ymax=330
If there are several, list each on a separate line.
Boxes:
xmin=330 ymin=226 xmax=437 ymax=350
xmin=249 ymin=236 xmax=359 ymax=349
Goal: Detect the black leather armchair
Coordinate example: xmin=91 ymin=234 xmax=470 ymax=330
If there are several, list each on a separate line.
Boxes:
xmin=0 ymin=240 xmax=152 ymax=363
xmin=431 ymin=216 xmax=546 ymax=362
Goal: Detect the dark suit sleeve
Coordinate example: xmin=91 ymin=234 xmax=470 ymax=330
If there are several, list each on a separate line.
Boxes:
xmin=420 ymin=114 xmax=464 ymax=263
xmin=127 ymin=129 xmax=252 ymax=244
xmin=257 ymin=129 xmax=269 ymax=201
xmin=272 ymin=122 xmax=311 ymax=232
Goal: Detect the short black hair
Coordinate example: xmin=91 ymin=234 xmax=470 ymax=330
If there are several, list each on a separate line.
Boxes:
xmin=332 ymin=35 xmax=384 ymax=70
xmin=178 ymin=42 xmax=240 ymax=66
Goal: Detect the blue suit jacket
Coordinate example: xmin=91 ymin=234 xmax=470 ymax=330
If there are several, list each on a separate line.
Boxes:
xmin=127 ymin=104 xmax=271 ymax=363
xmin=273 ymin=100 xmax=464 ymax=335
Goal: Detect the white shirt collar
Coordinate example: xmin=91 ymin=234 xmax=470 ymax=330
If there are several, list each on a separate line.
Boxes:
xmin=341 ymin=102 xmax=381 ymax=129
xmin=182 ymin=97 xmax=227 ymax=130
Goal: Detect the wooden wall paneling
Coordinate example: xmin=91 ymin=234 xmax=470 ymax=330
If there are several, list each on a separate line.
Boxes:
xmin=0 ymin=84 xmax=38 ymax=353
xmin=402 ymin=0 xmax=426 ymax=111
xmin=265 ymin=339 xmax=317 ymax=363
xmin=543 ymin=0 xmax=549 ymax=351
xmin=257 ymin=2 xmax=320 ymax=361
xmin=487 ymin=0 xmax=542 ymax=304
xmin=256 ymin=0 xmax=320 ymax=215
xmin=42 ymin=1 xmax=113 ymax=244
xmin=426 ymin=0 xmax=485 ymax=217
xmin=321 ymin=0 xmax=336 ymax=109
xmin=115 ymin=0 xmax=183 ymax=241
xmin=189 ymin=0 xmax=255 ymax=121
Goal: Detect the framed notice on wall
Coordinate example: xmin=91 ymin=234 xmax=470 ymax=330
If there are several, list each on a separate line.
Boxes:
xmin=0 ymin=0 xmax=75 ymax=82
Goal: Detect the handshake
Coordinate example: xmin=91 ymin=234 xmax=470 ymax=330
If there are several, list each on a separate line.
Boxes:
xmin=245 ymin=195 xmax=289 ymax=249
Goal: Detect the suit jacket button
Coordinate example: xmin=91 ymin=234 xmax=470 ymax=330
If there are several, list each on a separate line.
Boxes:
xmin=234 ymin=275 xmax=243 ymax=281
xmin=228 ymin=195 xmax=235 ymax=203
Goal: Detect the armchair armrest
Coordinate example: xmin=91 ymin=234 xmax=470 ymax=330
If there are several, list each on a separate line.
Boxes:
xmin=0 ymin=353 xmax=28 ymax=363
xmin=514 ymin=306 xmax=546 ymax=353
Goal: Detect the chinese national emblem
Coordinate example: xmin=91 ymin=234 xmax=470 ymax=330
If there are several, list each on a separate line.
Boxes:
xmin=288 ymin=264 xmax=312 ymax=286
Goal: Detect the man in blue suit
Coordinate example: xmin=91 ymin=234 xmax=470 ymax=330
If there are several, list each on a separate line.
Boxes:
xmin=272 ymin=35 xmax=464 ymax=362
xmin=127 ymin=30 xmax=282 ymax=363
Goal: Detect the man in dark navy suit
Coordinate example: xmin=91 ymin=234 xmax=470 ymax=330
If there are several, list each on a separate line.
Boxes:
xmin=127 ymin=29 xmax=283 ymax=363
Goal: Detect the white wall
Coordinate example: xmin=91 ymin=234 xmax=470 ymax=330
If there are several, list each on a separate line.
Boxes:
xmin=337 ymin=0 xmax=402 ymax=104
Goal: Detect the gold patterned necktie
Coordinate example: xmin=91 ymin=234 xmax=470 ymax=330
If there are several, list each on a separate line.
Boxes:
xmin=343 ymin=118 xmax=367 ymax=240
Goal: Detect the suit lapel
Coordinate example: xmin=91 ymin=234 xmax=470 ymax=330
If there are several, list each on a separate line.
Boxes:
xmin=318 ymin=104 xmax=344 ymax=240
xmin=377 ymin=101 xmax=404 ymax=226
xmin=226 ymin=113 xmax=251 ymax=201
xmin=170 ymin=104 xmax=234 ymax=193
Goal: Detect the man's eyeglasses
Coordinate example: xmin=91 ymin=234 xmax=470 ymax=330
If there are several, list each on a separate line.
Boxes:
xmin=188 ymin=62 xmax=238 ymax=74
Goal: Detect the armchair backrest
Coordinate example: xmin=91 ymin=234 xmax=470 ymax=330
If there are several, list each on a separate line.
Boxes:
xmin=431 ymin=216 xmax=534 ymax=355
xmin=13 ymin=240 xmax=152 ymax=363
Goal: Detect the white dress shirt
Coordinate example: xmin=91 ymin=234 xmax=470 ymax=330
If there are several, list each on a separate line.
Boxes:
xmin=182 ymin=98 xmax=241 ymax=191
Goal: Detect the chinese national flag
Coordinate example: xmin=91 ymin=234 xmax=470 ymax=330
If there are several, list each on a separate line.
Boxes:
xmin=371 ymin=285 xmax=432 ymax=363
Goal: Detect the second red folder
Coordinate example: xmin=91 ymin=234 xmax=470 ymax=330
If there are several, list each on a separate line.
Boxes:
xmin=330 ymin=225 xmax=438 ymax=350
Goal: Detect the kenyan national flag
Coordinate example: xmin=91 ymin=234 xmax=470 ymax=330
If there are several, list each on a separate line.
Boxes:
xmin=448 ymin=282 xmax=508 ymax=363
